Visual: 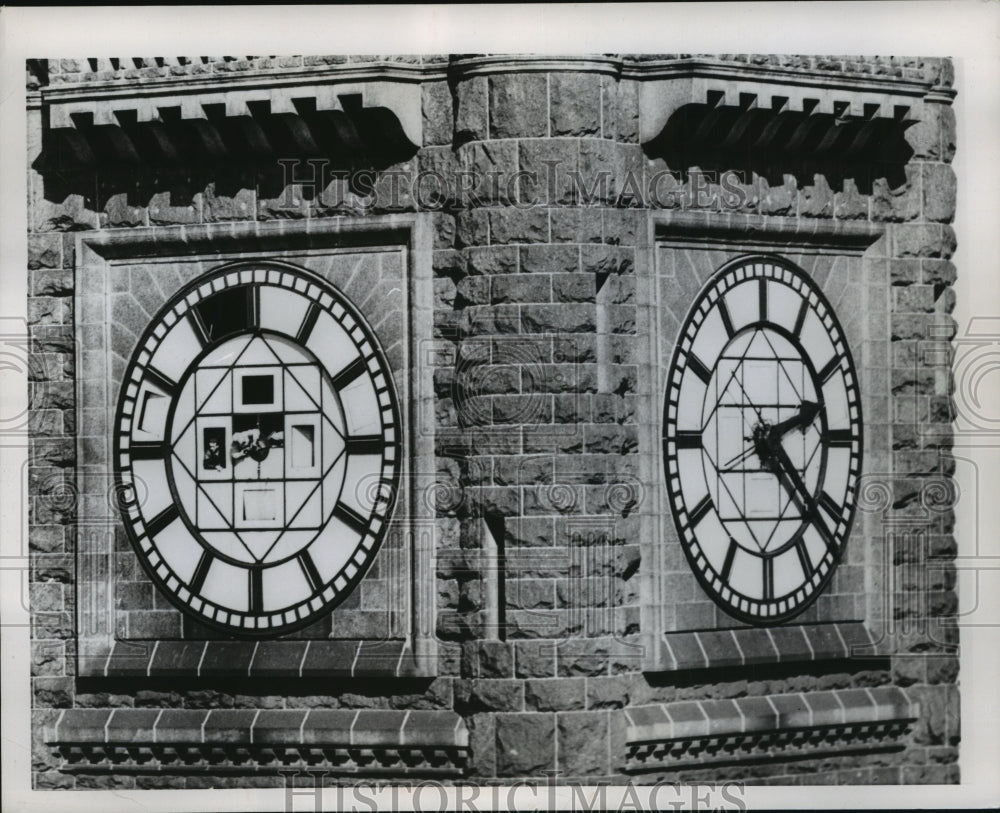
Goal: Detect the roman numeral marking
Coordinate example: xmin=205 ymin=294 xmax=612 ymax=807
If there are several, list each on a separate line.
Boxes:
xmin=345 ymin=435 xmax=384 ymax=456
xmin=826 ymin=428 xmax=854 ymax=447
xmin=296 ymin=302 xmax=321 ymax=344
xmin=793 ymin=297 xmax=810 ymax=338
xmin=762 ymin=556 xmax=774 ymax=600
xmin=818 ymin=355 xmax=842 ymax=383
xmin=795 ymin=538 xmax=813 ymax=577
xmin=687 ymin=354 xmax=712 ymax=385
xmin=249 ymin=567 xmax=263 ymax=614
xmin=333 ymin=501 xmax=369 ymax=535
xmin=299 ymin=551 xmax=323 ymax=593
xmin=722 ymin=538 xmax=738 ymax=582
xmin=331 ymin=356 xmax=367 ymax=391
xmin=688 ymin=495 xmax=713 ymax=528
xmin=758 ymin=278 xmax=768 ymax=322
xmin=717 ymin=297 xmax=735 ymax=339
xmin=675 ymin=431 xmax=702 ymax=449
xmin=145 ymin=366 xmax=178 ymax=398
xmin=145 ymin=504 xmax=180 ymax=538
xmin=190 ymin=550 xmax=212 ymax=593
xmin=130 ymin=441 xmax=167 ymax=460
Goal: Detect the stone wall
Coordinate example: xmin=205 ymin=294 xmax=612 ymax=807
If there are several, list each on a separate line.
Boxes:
xmin=27 ymin=54 xmax=959 ymax=788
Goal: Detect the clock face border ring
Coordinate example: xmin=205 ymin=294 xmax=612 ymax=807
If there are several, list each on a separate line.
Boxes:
xmin=661 ymin=254 xmax=863 ymax=626
xmin=112 ymin=259 xmax=403 ymax=638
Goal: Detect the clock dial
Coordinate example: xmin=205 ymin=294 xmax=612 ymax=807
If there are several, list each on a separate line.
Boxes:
xmin=663 ymin=257 xmax=862 ymax=624
xmin=114 ymin=264 xmax=401 ymax=637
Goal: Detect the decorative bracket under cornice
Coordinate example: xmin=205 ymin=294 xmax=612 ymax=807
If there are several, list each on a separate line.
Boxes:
xmin=639 ymin=68 xmax=945 ymax=192
xmin=34 ymin=93 xmax=417 ymax=176
xmin=47 ymin=708 xmax=469 ymax=777
xmin=624 ymin=687 xmax=918 ymax=773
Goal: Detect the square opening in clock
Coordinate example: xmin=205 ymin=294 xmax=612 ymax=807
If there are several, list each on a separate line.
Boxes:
xmin=234 ymin=482 xmax=285 ymax=528
xmin=243 ymin=488 xmax=278 ymax=521
xmin=242 ymin=374 xmax=275 ymax=405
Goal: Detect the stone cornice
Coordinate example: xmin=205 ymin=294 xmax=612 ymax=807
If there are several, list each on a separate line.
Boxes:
xmin=621 ymin=57 xmax=941 ymax=99
xmin=653 ymin=211 xmax=883 ymax=254
xmin=39 ymin=62 xmax=442 ymax=104
xmin=37 ymin=55 xmax=949 ymax=104
xmin=48 ymin=708 xmax=469 ymax=776
xmin=624 ymin=687 xmax=918 ymax=773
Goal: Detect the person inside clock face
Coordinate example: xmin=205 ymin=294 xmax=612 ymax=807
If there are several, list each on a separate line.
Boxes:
xmin=203 ymin=436 xmax=225 ymax=471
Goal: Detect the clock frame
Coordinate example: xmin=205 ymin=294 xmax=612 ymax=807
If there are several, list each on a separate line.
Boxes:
xmin=113 ymin=262 xmax=401 ymax=638
xmin=662 ymin=255 xmax=863 ymax=625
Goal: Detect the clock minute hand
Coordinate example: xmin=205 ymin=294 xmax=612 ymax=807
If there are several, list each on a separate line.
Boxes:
xmin=767 ymin=438 xmax=818 ymax=516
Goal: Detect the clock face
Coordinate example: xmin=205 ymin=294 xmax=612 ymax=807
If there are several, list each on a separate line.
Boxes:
xmin=663 ymin=257 xmax=862 ymax=624
xmin=114 ymin=264 xmax=401 ymax=636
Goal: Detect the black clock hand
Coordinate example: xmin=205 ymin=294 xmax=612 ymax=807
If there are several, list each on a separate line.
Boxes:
xmin=768 ymin=400 xmax=823 ymax=442
xmin=768 ymin=438 xmax=818 ymax=516
xmin=721 ymin=444 xmax=760 ymax=470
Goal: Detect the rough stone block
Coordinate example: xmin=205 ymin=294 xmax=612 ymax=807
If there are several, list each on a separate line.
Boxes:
xmin=488 ymin=208 xmax=549 ymax=245
xmin=525 ymin=677 xmax=586 ymax=711
xmin=834 ymin=178 xmax=868 ymax=220
xmin=463 ymin=140 xmax=519 ymax=206
xmin=557 ymin=711 xmax=609 ymax=776
xmin=872 ymin=167 xmax=920 ymax=223
xmin=519 ymin=138 xmax=577 ymax=205
xmin=492 ymin=274 xmax=551 ymax=304
xmin=521 ymin=303 xmax=595 ymax=333
xmin=549 ymin=207 xmax=604 ymax=244
xmin=893 ymin=224 xmax=956 ymax=259
xmin=454 ymin=76 xmax=488 ymax=142
xmin=550 ymin=73 xmax=601 ymax=136
xmin=422 ymin=80 xmax=454 ymax=147
xmin=28 ymin=234 xmax=62 ymax=270
xmin=759 ymin=174 xmax=798 ymax=216
xmin=489 ymin=73 xmax=548 ymax=139
xmin=616 ymin=79 xmax=640 ymax=143
xmin=495 ymin=713 xmax=556 ymax=775
xmin=455 ymin=679 xmax=524 ymax=712
xmin=922 ymin=164 xmax=956 ymax=223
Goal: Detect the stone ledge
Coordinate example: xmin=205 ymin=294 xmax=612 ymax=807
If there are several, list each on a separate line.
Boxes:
xmin=47 ymin=708 xmax=468 ymax=776
xmin=83 ymin=639 xmax=432 ymax=678
xmin=646 ymin=622 xmax=876 ymax=673
xmin=623 ymin=686 xmax=917 ymax=772
xmin=653 ymin=210 xmax=883 ymax=253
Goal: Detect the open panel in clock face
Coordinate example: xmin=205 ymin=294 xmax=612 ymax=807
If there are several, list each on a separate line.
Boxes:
xmin=662 ymin=257 xmax=863 ymax=624
xmin=114 ymin=263 xmax=401 ymax=637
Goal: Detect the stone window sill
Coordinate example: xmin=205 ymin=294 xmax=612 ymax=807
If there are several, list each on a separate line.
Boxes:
xmin=644 ymin=622 xmax=876 ymax=673
xmin=81 ymin=639 xmax=431 ymax=679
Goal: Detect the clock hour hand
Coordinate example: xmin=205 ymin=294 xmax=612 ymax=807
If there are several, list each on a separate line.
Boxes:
xmin=768 ymin=399 xmax=823 ymax=442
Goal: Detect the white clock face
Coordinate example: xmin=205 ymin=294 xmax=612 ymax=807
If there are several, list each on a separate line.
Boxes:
xmin=114 ymin=264 xmax=400 ymax=636
xmin=663 ymin=258 xmax=862 ymax=624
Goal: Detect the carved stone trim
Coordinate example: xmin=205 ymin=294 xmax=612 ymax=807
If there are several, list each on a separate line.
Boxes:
xmin=54 ymin=744 xmax=468 ymax=776
xmin=652 ymin=210 xmax=883 ymax=254
xmin=48 ymin=709 xmax=469 ymax=776
xmin=623 ymin=687 xmax=918 ymax=773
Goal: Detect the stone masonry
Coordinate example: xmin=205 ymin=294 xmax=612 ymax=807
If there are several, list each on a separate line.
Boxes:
xmin=27 ymin=54 xmax=958 ymax=788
